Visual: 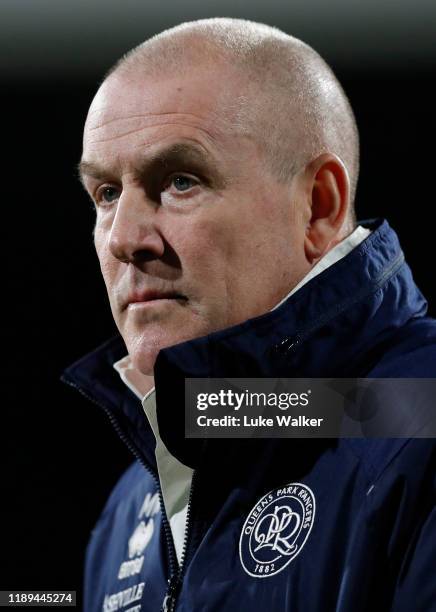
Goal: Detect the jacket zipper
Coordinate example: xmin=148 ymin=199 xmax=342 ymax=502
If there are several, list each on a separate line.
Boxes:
xmin=161 ymin=469 xmax=198 ymax=612
xmin=62 ymin=377 xmax=181 ymax=607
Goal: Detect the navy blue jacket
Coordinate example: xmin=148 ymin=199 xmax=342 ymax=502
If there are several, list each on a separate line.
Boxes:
xmin=63 ymin=219 xmax=436 ymax=611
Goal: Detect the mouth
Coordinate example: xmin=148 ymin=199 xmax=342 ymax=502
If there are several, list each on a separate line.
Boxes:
xmin=124 ymin=290 xmax=187 ymax=310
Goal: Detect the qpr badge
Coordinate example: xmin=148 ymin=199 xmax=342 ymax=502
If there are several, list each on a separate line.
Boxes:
xmin=239 ymin=482 xmax=316 ymax=578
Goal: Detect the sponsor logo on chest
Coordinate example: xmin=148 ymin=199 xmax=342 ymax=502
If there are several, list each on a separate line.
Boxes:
xmin=102 ymin=491 xmax=160 ymax=611
xmin=117 ymin=492 xmax=160 ymax=580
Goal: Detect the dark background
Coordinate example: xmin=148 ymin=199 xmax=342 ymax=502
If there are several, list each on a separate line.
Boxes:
xmin=1 ymin=1 xmax=435 ymax=607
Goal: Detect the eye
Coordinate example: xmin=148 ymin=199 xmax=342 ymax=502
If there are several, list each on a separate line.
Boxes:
xmin=172 ymin=175 xmax=196 ymax=191
xmin=95 ymin=185 xmax=121 ymax=205
xmin=164 ymin=174 xmax=199 ymax=194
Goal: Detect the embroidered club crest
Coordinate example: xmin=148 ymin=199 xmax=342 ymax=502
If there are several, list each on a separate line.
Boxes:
xmin=239 ymin=482 xmax=316 ymax=578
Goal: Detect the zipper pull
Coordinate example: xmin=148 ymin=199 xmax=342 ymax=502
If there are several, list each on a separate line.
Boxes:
xmin=161 ymin=575 xmax=181 ymax=612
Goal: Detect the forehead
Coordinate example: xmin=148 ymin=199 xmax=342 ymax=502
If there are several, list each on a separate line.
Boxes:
xmin=83 ymin=64 xmax=245 ymax=157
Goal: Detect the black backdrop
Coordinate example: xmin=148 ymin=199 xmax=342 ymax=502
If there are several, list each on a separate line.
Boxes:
xmin=2 ymin=65 xmax=436 ymax=604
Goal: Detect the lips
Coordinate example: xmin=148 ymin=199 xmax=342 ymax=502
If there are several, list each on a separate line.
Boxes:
xmin=123 ymin=289 xmax=187 ymax=310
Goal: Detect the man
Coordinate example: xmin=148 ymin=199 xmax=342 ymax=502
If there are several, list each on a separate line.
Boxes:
xmin=63 ymin=18 xmax=436 ymax=611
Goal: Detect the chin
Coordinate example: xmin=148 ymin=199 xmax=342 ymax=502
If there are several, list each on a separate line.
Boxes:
xmin=122 ymin=317 xmax=212 ymax=375
xmin=125 ymin=329 xmax=182 ymax=376
xmin=129 ymin=347 xmax=159 ymax=376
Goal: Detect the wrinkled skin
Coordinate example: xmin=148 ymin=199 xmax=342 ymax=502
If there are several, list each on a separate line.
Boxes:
xmin=80 ymin=64 xmax=323 ymax=375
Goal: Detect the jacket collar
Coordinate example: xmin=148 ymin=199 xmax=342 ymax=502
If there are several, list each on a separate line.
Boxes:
xmin=62 ymin=219 xmax=428 ymax=467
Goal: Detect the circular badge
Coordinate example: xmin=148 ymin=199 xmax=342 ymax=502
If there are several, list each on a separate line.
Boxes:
xmin=239 ymin=482 xmax=316 ymax=578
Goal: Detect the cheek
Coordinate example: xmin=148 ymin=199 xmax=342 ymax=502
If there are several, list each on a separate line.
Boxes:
xmin=174 ymin=212 xmax=267 ymax=317
xmin=171 ymin=217 xmax=234 ymax=273
xmin=94 ymin=230 xmax=118 ymax=290
xmin=93 ymin=223 xmax=105 ymax=259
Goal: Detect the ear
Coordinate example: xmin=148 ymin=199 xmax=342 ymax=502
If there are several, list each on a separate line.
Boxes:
xmin=303 ymin=153 xmax=350 ymax=264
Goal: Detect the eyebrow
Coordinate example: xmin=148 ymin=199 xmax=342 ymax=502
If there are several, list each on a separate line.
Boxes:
xmin=78 ymin=142 xmax=225 ymax=188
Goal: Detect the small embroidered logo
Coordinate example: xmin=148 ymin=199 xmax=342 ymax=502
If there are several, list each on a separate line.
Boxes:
xmin=239 ymin=482 xmax=316 ymax=578
xmin=117 ymin=491 xmax=160 ymax=581
xmin=128 ymin=520 xmax=154 ymax=559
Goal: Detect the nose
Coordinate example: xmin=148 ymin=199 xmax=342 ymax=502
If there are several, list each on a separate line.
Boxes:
xmin=108 ymin=186 xmax=165 ymax=263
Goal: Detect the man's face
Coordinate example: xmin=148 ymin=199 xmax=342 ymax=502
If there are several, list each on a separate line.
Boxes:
xmin=81 ymin=63 xmax=309 ymax=374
